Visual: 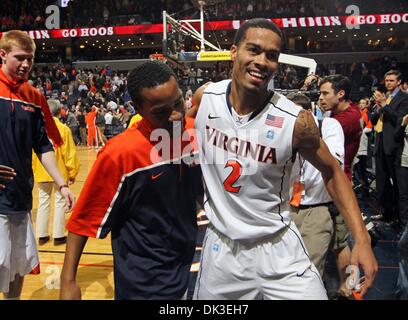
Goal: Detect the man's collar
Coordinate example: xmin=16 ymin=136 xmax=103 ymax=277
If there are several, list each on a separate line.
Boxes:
xmin=390 ymin=88 xmax=400 ymax=97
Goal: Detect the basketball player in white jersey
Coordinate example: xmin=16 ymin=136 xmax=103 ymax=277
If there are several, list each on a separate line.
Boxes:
xmin=193 ymin=18 xmax=377 ymax=300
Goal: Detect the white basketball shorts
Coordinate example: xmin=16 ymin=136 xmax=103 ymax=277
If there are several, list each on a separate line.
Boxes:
xmin=0 ymin=213 xmax=39 ymax=294
xmin=193 ymin=222 xmax=328 ymax=300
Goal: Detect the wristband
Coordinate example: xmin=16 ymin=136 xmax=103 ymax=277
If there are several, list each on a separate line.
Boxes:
xmin=59 ymin=184 xmax=69 ymax=191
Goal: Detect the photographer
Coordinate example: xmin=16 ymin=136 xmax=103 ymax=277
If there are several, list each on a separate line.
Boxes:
xmin=299 ymin=73 xmax=323 ymax=116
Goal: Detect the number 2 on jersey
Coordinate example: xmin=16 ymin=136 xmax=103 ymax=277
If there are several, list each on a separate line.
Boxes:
xmin=223 ymin=160 xmax=242 ymax=193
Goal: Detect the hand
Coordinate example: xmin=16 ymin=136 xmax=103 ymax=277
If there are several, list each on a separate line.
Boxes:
xmin=60 ymin=279 xmax=81 ymax=300
xmin=373 ymin=90 xmax=387 ymax=107
xmin=302 ymin=74 xmax=320 ymax=90
xmin=60 ymin=187 xmax=75 ymax=212
xmin=0 ymin=165 xmax=16 ymax=189
xmin=402 ymin=114 xmax=408 ymax=126
xmin=349 ymin=238 xmax=378 ymax=296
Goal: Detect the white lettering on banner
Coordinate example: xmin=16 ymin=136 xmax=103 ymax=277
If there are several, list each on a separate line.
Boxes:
xmin=282 ymin=17 xmax=298 ymax=28
xmin=99 ymin=27 xmax=107 ymax=36
xmin=380 ymin=14 xmax=391 ymax=24
xmin=27 ymin=30 xmax=50 ymax=39
xmin=61 ymin=29 xmax=78 ymax=37
xmin=283 ymin=16 xmax=345 ymax=28
xmin=41 ymin=30 xmax=50 ymax=39
xmin=77 ymin=27 xmax=114 ymax=37
xmin=366 ymin=15 xmax=376 ymax=24
xmin=81 ymin=28 xmax=89 ymax=36
xmin=391 ymin=14 xmax=401 ymax=23
xmin=323 ymin=16 xmax=331 ymax=26
xmin=27 ymin=31 xmax=35 ymax=39
xmin=330 ymin=16 xmax=341 ymax=26
xmin=356 ymin=16 xmax=365 ymax=25
xmin=403 ymin=14 xmax=408 ymax=23
xmin=298 ymin=18 xmax=307 ymax=27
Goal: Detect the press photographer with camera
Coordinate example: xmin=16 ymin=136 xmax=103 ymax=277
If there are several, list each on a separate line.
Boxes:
xmin=300 ymin=73 xmax=321 ymax=104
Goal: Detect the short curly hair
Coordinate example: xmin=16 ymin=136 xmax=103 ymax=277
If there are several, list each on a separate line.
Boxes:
xmin=233 ymin=18 xmax=285 ymax=51
xmin=127 ymin=61 xmax=176 ymax=106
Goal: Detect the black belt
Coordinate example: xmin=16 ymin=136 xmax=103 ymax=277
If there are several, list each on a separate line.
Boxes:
xmin=298 ymin=202 xmax=333 ymax=210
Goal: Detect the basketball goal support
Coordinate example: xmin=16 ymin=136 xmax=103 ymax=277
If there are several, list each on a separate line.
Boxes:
xmin=163 ymin=3 xmax=317 ymax=75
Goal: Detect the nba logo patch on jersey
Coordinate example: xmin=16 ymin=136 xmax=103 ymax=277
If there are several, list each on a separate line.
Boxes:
xmin=266 ymin=130 xmax=275 ymax=140
xmin=265 ymin=114 xmax=284 ymax=128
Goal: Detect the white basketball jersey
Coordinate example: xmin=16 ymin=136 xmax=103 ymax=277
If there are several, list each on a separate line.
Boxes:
xmin=195 ymin=80 xmax=302 ymax=241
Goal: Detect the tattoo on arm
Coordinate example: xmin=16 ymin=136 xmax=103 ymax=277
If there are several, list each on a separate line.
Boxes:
xmin=293 ymin=110 xmax=320 ymax=149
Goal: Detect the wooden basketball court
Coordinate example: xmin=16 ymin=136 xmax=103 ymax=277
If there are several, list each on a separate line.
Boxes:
xmin=21 ymin=147 xmax=115 ymax=300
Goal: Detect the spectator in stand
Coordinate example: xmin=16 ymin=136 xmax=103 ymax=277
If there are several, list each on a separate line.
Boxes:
xmin=78 ymin=81 xmax=88 ymax=98
xmin=76 ymin=107 xmax=87 ymax=146
xmin=95 ymin=107 xmax=107 ymax=147
xmin=354 ymin=97 xmax=373 ymax=198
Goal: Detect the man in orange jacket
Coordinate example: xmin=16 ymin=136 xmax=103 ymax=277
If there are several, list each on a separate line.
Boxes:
xmin=85 ymin=105 xmax=98 ymax=148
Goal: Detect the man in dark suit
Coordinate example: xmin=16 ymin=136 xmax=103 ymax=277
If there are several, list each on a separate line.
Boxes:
xmin=371 ymin=69 xmax=408 ymax=228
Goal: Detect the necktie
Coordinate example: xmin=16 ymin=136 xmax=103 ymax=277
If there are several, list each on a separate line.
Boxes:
xmin=374 ymin=94 xmax=392 ymax=133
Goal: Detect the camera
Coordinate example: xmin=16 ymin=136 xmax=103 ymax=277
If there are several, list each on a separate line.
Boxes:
xmin=361 ymin=212 xmax=381 ymax=247
xmin=303 ymin=78 xmax=321 ymax=102
xmin=274 ymin=78 xmax=321 ymax=102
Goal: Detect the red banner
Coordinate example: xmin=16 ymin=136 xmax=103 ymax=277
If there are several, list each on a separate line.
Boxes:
xmin=0 ymin=13 xmax=406 ymax=40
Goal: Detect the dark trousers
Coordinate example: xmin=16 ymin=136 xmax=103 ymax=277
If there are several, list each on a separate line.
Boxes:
xmin=354 ymin=155 xmax=370 ymax=196
xmin=375 ymin=140 xmax=399 ymax=222
xmin=79 ymin=127 xmax=87 ymax=145
xmin=397 ymin=166 xmax=408 ymax=228
xmin=69 ymin=126 xmax=80 ymax=145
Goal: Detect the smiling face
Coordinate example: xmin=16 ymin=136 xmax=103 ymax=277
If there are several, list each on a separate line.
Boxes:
xmin=137 ymin=76 xmax=185 ymax=131
xmin=230 ymin=27 xmax=281 ymax=95
xmin=0 ymin=45 xmax=34 ymax=82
